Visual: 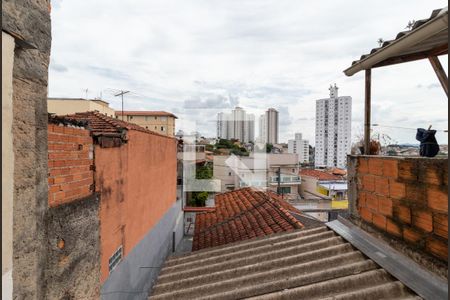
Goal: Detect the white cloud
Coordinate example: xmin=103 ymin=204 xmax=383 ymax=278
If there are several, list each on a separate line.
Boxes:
xmin=49 ymin=0 xmax=448 ymax=145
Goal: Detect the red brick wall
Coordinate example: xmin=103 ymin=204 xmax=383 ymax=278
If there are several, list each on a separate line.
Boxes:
xmin=48 ymin=124 xmax=94 ymax=207
xmin=356 ymin=156 xmax=448 ymax=261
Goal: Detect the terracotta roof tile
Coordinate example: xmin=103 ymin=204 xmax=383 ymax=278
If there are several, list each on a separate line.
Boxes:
xmin=300 ymin=169 xmax=344 ymax=181
xmin=192 ymin=187 xmax=304 ymax=251
xmin=115 ymin=110 xmax=178 ymax=118
xmin=49 ymin=111 xmax=175 ymax=140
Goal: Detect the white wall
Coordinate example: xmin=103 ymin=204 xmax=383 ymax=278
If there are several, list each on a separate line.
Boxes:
xmin=2 ymin=31 xmax=15 ymax=300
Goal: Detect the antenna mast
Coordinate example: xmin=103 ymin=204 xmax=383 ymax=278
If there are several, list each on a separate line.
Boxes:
xmin=114 ymin=90 xmax=130 ymax=121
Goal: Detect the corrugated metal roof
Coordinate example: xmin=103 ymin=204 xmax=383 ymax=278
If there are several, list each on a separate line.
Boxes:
xmin=150 ymin=226 xmax=420 ymax=299
xmin=345 ymin=6 xmax=448 ymax=76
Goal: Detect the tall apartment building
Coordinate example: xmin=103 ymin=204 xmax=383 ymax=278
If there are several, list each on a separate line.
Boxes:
xmin=288 ymin=133 xmax=309 ymax=164
xmin=258 ymin=108 xmax=279 ymax=144
xmin=216 ymin=107 xmax=255 ymax=143
xmin=315 ymin=84 xmax=352 ymax=169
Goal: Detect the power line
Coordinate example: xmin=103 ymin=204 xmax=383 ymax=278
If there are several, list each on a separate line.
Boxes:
xmin=372 ymin=124 xmax=448 ymax=132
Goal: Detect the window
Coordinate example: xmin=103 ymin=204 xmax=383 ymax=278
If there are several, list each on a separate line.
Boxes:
xmin=161 ymin=126 xmax=165 ymax=132
xmin=160 ymin=116 xmax=168 ymax=122
xmin=109 ymin=245 xmax=123 ymax=273
xmin=155 ymin=116 xmax=158 ymax=120
xmin=228 ymin=172 xmax=232 ymax=176
xmin=279 ymin=187 xmax=291 ymax=194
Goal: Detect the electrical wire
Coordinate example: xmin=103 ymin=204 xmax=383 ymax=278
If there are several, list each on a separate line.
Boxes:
xmin=372 ymin=124 xmax=448 ymax=132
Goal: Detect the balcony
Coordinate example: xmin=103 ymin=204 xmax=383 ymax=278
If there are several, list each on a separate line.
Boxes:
xmin=269 ymin=175 xmax=301 ymax=185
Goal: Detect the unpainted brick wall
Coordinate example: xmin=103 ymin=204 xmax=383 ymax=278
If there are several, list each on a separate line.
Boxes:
xmin=48 ymin=124 xmax=94 ymax=206
xmin=355 ymin=156 xmax=448 ymax=261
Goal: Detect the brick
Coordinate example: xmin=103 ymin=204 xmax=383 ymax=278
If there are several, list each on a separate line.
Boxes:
xmin=374 ymin=176 xmax=389 ymax=196
xmin=398 ymin=160 xmax=418 ymax=182
xmin=360 ymin=207 xmax=373 ymax=223
xmin=426 ymin=236 xmax=448 ymax=261
xmin=372 ymin=213 xmax=386 ymax=230
xmin=382 ymin=159 xmax=398 ymax=178
xmin=424 ymin=168 xmax=442 ymax=186
xmin=362 ymin=175 xmax=375 ymax=192
xmin=386 ymin=219 xmax=402 ymax=237
xmin=389 ymin=180 xmax=406 ymax=199
xmin=412 ymin=210 xmax=433 ymax=233
xmin=394 ymin=205 xmax=411 ymax=224
xmin=49 ymin=185 xmax=61 ymax=193
xmin=358 ymin=191 xmax=367 ymax=208
xmin=358 ymin=158 xmax=369 ymax=174
xmin=378 ymin=196 xmax=393 ymax=217
xmin=427 ymin=187 xmax=448 ymax=213
xmin=366 ymin=193 xmax=378 ymax=212
xmin=403 ymin=227 xmax=424 ymax=244
xmin=52 ymin=126 xmax=65 ymax=134
xmin=405 ymin=184 xmax=426 ymax=206
xmin=433 ymin=213 xmax=448 ymax=239
xmin=48 ymin=178 xmax=54 ymax=185
xmin=368 ymin=158 xmax=383 ymax=176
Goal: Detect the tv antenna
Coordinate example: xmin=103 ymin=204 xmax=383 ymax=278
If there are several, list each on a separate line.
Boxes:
xmin=114 ymin=90 xmax=130 ymax=121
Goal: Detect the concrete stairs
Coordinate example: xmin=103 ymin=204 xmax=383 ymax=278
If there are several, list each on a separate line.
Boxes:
xmin=149 ymin=227 xmax=420 ymax=299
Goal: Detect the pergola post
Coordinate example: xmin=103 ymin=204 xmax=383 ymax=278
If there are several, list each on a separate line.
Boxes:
xmin=428 ymin=56 xmax=449 ymax=97
xmin=364 ymin=69 xmax=372 ymax=155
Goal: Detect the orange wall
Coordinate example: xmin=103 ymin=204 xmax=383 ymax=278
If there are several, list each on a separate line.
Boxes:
xmin=95 ymin=130 xmax=177 ymax=282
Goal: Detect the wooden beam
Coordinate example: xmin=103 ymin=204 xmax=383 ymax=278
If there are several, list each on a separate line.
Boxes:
xmin=428 ymin=56 xmax=449 ymax=97
xmin=372 ymin=44 xmax=448 ymax=69
xmin=364 ymin=69 xmax=372 ymax=155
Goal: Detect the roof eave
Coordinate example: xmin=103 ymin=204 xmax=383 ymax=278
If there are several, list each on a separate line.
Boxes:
xmin=344 ymin=8 xmax=448 ymax=76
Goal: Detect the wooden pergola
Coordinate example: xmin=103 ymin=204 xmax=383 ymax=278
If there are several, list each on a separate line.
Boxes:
xmin=344 ymin=7 xmax=448 ymax=155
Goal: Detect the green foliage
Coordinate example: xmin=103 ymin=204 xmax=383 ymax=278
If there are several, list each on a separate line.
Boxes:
xmin=216 ymin=139 xmax=234 ymax=149
xmin=266 ymin=143 xmax=273 ymax=153
xmin=196 ymin=164 xmax=213 ymax=179
xmin=190 ymin=191 xmax=209 ymax=207
xmin=205 ymin=144 xmax=214 ymax=152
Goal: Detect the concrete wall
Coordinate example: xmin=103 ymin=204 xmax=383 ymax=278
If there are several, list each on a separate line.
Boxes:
xmin=349 ymin=155 xmax=448 ymax=262
xmin=48 ymin=98 xmax=116 ymax=117
xmin=213 ymin=155 xmax=237 ymax=191
xmin=3 ymin=1 xmax=52 ymax=298
xmin=2 ymin=31 xmax=15 ymax=300
xmin=101 ymin=201 xmax=183 ymax=299
xmin=299 ymin=176 xmax=324 ymax=199
xmin=48 ymin=124 xmax=94 ymax=206
xmin=95 ymin=130 xmax=178 ymax=282
xmin=45 ymin=194 xmax=100 ymax=299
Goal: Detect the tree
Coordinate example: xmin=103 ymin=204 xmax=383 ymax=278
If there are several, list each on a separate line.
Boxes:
xmin=266 ymin=143 xmax=273 ymax=153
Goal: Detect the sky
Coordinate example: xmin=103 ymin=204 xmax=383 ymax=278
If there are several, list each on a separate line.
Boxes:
xmin=49 ymin=0 xmax=448 ymax=145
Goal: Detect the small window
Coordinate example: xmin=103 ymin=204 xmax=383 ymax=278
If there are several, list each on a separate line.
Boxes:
xmin=155 ymin=116 xmax=158 ymax=120
xmin=109 ymin=245 xmax=123 ymax=273
xmin=228 ymin=172 xmax=232 ymax=176
xmin=161 ymin=126 xmax=165 ymax=132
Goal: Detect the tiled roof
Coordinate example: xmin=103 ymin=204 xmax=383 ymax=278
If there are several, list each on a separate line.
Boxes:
xmin=49 ymin=111 xmax=174 ymax=140
xmin=115 ymin=110 xmax=178 ymax=118
xmin=345 ymin=7 xmax=448 ymax=75
xmin=192 ymin=188 xmax=304 ymax=251
xmin=300 ymin=169 xmax=343 ymax=181
xmin=150 ymin=227 xmax=420 ymax=299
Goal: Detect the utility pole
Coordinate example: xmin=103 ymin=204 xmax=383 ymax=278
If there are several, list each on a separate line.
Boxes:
xmin=114 ymin=90 xmax=130 ymax=121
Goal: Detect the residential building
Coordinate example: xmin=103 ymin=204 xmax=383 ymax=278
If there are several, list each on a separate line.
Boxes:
xmin=288 ymin=133 xmax=310 ymax=164
xmin=299 ymin=169 xmax=347 ymax=200
xmin=213 ymin=153 xmax=300 ymax=198
xmin=47 ymin=112 xmax=182 ymax=298
xmin=216 ymin=107 xmax=255 ymax=143
xmin=48 ymin=97 xmax=116 ymax=117
xmin=315 ymin=84 xmax=352 ymax=169
xmin=258 ymin=108 xmax=280 ymax=144
xmin=115 ymin=111 xmax=178 ymax=137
